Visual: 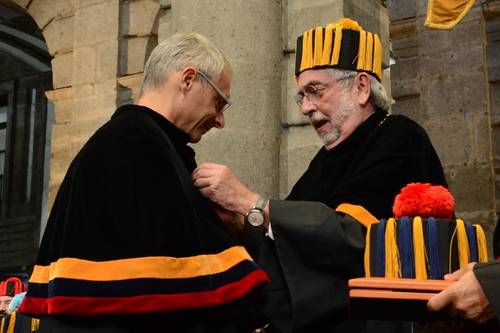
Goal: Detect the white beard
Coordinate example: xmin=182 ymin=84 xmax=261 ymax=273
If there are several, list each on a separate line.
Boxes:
xmin=309 ymin=93 xmax=355 ymax=147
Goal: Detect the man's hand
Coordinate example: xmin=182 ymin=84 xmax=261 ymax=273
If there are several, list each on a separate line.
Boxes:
xmin=214 ymin=205 xmax=245 ymax=237
xmin=192 ymin=163 xmax=259 ymax=215
xmin=427 ymin=263 xmax=494 ymax=324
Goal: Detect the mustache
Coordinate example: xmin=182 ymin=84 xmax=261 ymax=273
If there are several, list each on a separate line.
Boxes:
xmin=309 ymin=111 xmax=331 ymax=126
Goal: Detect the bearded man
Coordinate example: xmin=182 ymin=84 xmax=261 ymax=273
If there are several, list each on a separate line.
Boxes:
xmin=192 ymin=18 xmax=448 ymax=333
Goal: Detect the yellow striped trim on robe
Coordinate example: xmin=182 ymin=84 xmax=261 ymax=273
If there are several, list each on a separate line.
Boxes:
xmin=29 ymin=246 xmax=253 ymax=283
xmin=336 ymin=203 xmax=378 ymax=227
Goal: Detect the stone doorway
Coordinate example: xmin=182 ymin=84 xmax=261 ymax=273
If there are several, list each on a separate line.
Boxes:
xmin=0 ymin=0 xmax=53 ymax=273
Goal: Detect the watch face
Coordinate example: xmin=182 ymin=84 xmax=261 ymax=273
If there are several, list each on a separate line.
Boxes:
xmin=247 ymin=211 xmax=264 ymax=226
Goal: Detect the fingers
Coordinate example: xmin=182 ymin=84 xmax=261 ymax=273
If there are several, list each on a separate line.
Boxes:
xmin=196 ymin=162 xmax=222 ymax=169
xmin=192 ymin=164 xmax=221 ymax=185
xmin=192 ymin=176 xmax=211 ymax=189
xmin=428 ymin=270 xmax=494 ymax=325
xmin=444 ymin=263 xmax=476 ymax=281
xmin=193 ymin=163 xmax=225 ymax=174
xmin=192 ymin=163 xmax=256 ymax=215
xmin=192 ymin=163 xmax=230 ymax=182
xmin=428 ymin=286 xmax=455 ymax=313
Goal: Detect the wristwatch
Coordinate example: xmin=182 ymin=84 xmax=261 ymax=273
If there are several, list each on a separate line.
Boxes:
xmin=245 ymin=196 xmax=267 ymax=227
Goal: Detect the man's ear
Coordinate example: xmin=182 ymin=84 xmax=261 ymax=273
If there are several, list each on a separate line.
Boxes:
xmin=353 ymin=72 xmax=371 ymax=107
xmin=180 ymin=67 xmax=197 ymax=91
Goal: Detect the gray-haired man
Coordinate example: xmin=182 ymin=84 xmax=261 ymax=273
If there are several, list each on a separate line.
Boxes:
xmin=20 ymin=32 xmax=268 ymax=333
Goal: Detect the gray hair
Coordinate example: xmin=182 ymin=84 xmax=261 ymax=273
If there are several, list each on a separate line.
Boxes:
xmin=326 ymin=68 xmax=390 ymax=112
xmin=140 ymin=32 xmax=230 ymax=97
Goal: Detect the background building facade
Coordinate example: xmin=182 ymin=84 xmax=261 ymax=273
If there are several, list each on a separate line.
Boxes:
xmin=0 ymin=0 xmax=498 ymax=272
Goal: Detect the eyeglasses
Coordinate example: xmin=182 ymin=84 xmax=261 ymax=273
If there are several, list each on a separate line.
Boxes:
xmin=294 ymin=76 xmax=353 ymax=107
xmin=197 ymin=70 xmax=232 ymax=113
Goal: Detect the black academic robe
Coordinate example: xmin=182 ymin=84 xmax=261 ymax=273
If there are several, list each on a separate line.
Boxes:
xmin=474 ymin=261 xmax=500 ymax=321
xmin=20 ymin=105 xmax=268 ymax=332
xmin=245 ymin=110 xmax=447 ymax=333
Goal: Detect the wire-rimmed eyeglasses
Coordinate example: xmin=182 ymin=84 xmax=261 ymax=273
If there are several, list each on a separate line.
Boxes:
xmin=197 ymin=70 xmax=232 ymax=113
xmin=294 ymin=75 xmax=354 ymax=107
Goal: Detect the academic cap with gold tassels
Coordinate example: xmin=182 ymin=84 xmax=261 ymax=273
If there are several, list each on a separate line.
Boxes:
xmin=295 ymin=18 xmax=383 ymax=81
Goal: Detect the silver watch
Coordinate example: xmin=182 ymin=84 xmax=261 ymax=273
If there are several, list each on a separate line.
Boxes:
xmin=245 ymin=196 xmax=267 ymax=227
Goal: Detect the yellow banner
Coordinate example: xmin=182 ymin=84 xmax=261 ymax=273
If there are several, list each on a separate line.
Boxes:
xmin=425 ymin=0 xmax=475 ymax=29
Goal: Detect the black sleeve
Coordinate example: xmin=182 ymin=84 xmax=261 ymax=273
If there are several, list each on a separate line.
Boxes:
xmin=245 ymin=200 xmax=366 ymax=332
xmin=474 ymin=261 xmax=500 ymax=320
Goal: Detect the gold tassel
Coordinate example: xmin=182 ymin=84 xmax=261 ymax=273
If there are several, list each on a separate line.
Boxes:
xmin=373 ymin=34 xmax=382 ymax=80
xmin=6 ymin=312 xmax=16 ymax=333
xmin=31 ymin=318 xmax=40 ymax=332
xmin=337 ymin=18 xmax=362 ymax=31
xmin=364 ymin=223 xmax=372 ymax=277
xmin=300 ymin=29 xmax=313 ymax=72
xmin=331 ymin=26 xmax=342 ymax=66
xmin=385 ymin=218 xmax=400 ymax=278
xmin=357 ymin=30 xmax=366 ymax=70
xmin=302 ymin=29 xmax=313 ymax=69
xmin=313 ymin=26 xmax=324 ymax=66
xmin=474 ymin=224 xmax=489 ymax=263
xmin=321 ymin=24 xmax=335 ymax=65
xmin=448 ymin=226 xmax=457 ymax=274
xmin=365 ymin=32 xmax=374 ymax=72
xmin=1 ymin=316 xmax=5 ymax=333
xmin=413 ymin=217 xmax=428 ymax=280
xmin=456 ymin=219 xmax=470 ymax=268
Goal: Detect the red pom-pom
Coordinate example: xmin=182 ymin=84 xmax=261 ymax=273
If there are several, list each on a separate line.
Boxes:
xmin=392 ymin=183 xmax=454 ymax=219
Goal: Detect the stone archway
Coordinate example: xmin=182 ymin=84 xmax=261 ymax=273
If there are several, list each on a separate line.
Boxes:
xmin=0 ymin=0 xmax=54 ymax=271
xmin=10 ymin=0 xmax=79 ymax=212
xmin=10 ymin=0 xmax=162 ymax=209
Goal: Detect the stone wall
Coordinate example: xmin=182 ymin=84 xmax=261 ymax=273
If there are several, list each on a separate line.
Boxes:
xmin=486 ymin=2 xmax=500 ymax=253
xmin=389 ymin=0 xmax=499 ymax=251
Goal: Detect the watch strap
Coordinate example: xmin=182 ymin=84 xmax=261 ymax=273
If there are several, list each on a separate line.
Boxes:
xmin=254 ymin=196 xmax=267 ymax=212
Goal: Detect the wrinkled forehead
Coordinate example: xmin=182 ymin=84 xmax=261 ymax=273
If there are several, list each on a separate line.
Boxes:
xmin=296 ymin=69 xmax=332 ymax=89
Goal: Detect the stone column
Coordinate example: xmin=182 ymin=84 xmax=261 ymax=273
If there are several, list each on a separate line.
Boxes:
xmin=158 ymin=0 xmax=283 ymax=199
xmin=41 ymin=0 xmax=120 ymax=207
xmin=117 ymin=0 xmax=160 ymax=103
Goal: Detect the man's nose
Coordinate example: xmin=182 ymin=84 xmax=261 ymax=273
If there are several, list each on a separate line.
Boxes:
xmin=300 ymin=96 xmax=316 ymax=117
